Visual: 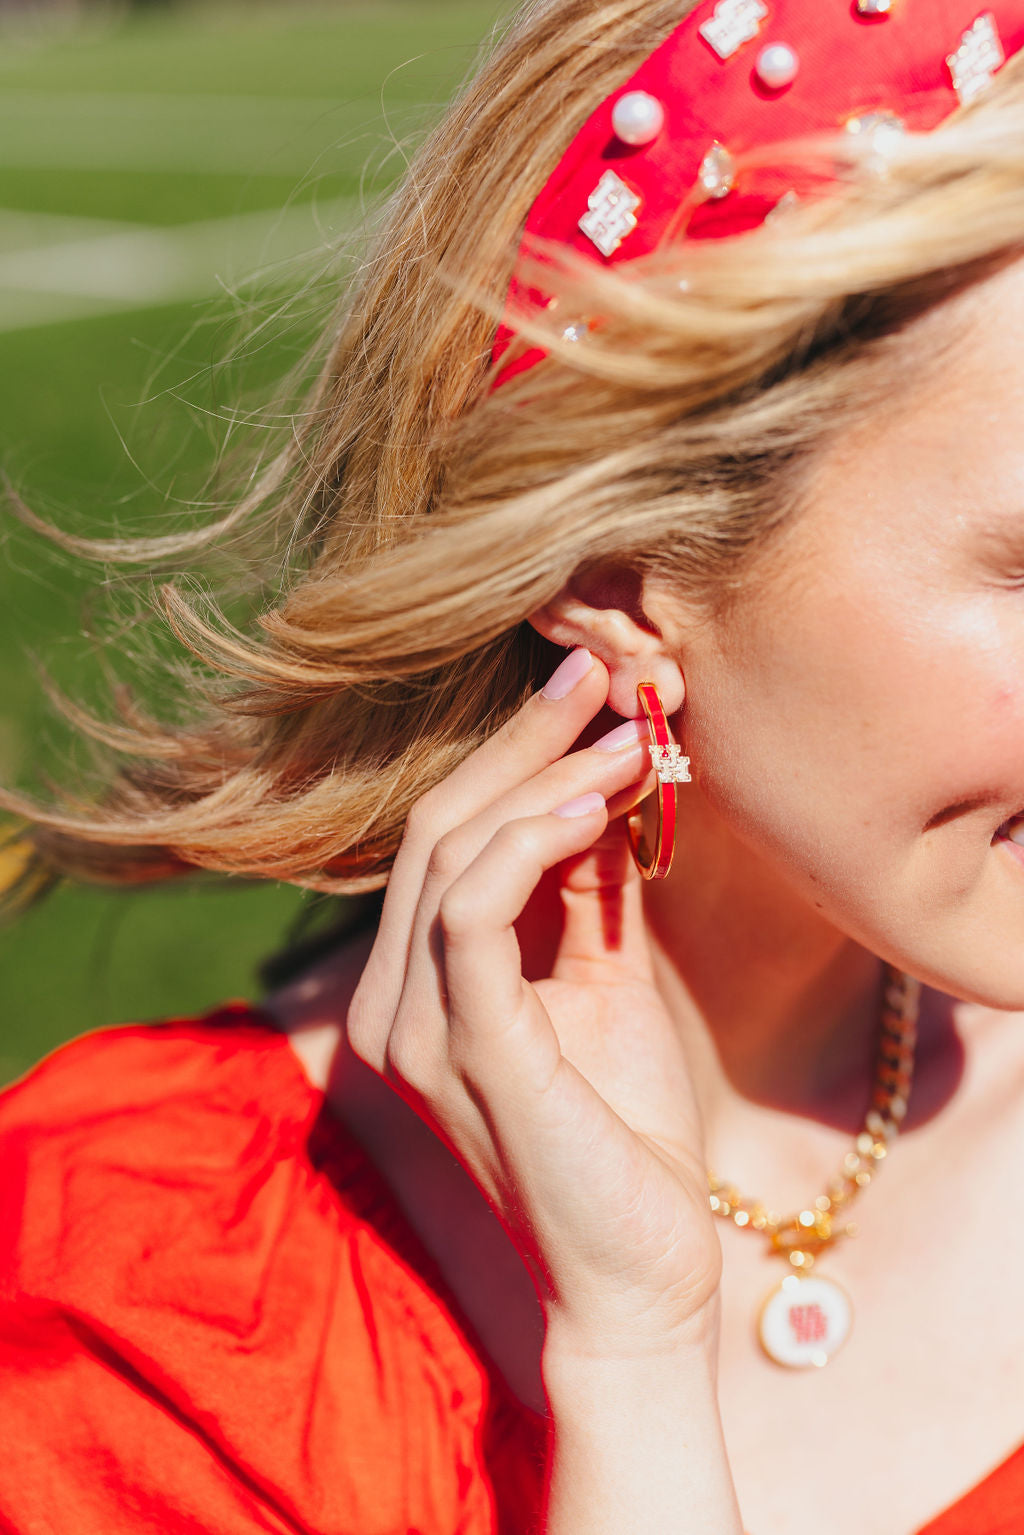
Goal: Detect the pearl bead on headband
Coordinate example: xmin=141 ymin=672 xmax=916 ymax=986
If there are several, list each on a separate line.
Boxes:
xmin=492 ymin=0 xmax=1024 ymax=386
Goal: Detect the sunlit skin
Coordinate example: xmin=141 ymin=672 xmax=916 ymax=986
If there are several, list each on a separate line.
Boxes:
xmin=529 ymin=254 xmax=1024 ymax=1167
xmin=279 ymin=254 xmax=1024 ymax=1253
xmin=270 ymin=254 xmax=1024 ymax=1535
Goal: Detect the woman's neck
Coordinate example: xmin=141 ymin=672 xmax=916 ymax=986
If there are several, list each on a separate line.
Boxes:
xmin=636 ymin=796 xmax=965 ymax=1178
xmin=270 ymin=806 xmax=970 ymax=1194
xmin=646 ymin=905 xmax=887 ymax=1126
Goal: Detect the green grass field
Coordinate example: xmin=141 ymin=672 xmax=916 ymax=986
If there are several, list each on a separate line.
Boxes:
xmin=0 ymin=0 xmax=507 ymax=1085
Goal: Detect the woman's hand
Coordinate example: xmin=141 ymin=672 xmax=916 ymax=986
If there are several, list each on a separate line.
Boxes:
xmin=347 ymin=648 xmax=723 ymax=1363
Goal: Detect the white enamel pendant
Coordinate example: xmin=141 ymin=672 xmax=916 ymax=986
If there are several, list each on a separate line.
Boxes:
xmin=758 ymin=1272 xmax=853 ymax=1369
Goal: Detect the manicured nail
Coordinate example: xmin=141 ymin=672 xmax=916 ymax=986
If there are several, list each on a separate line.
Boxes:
xmin=594 ymin=717 xmax=649 ymax=752
xmin=541 ymin=647 xmax=593 ymax=700
xmin=552 ymin=791 xmax=606 ymax=819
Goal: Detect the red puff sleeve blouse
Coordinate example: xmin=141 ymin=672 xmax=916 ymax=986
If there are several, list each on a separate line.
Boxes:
xmin=0 ymin=1004 xmax=1021 ymax=1535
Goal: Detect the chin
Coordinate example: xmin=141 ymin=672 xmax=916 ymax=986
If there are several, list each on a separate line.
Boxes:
xmin=895 ymin=942 xmax=1024 ymax=1015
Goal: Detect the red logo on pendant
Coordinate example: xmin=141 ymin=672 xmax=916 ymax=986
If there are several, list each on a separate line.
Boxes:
xmin=788 ymin=1302 xmax=828 ymax=1344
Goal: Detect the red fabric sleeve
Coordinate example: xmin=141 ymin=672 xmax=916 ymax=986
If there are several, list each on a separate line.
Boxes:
xmin=915 ymin=1444 xmax=1024 ymax=1535
xmin=0 ymin=1012 xmax=548 ymax=1535
xmin=2 ymin=1010 xmax=1020 ymax=1535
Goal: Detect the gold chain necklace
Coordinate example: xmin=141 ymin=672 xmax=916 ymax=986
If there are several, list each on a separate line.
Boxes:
xmin=706 ymin=963 xmax=920 ymax=1369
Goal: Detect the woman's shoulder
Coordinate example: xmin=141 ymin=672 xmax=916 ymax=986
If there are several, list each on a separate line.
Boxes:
xmin=0 ymin=999 xmax=533 ymax=1533
xmin=0 ymin=1002 xmax=287 ymax=1133
xmin=0 ymin=1005 xmax=318 ymax=1234
xmin=0 ymin=1004 xmax=322 ymax=1309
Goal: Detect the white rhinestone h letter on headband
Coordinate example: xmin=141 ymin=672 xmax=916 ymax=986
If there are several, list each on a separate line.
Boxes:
xmin=699 ymin=0 xmax=768 ymax=61
xmin=946 ymin=12 xmax=1005 ymax=103
xmin=578 ymin=169 xmax=641 ymax=256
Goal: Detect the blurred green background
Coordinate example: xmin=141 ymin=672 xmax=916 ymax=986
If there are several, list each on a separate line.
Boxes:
xmin=0 ymin=0 xmax=507 ymax=1086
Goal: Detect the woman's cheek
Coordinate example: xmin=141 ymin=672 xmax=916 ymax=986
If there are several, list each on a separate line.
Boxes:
xmin=688 ymin=692 xmax=871 ymax=884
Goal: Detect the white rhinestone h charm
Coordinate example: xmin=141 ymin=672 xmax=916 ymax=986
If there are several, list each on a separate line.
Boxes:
xmin=946 ymin=13 xmax=1004 ymax=104
xmin=579 ymin=170 xmax=641 ymax=257
xmin=650 ymin=743 xmax=692 ymax=784
xmin=699 ymin=0 xmax=768 ymax=61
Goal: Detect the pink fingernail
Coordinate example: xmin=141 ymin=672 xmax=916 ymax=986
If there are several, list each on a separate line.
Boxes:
xmin=594 ymin=717 xmax=648 ymax=752
xmin=541 ymin=647 xmax=593 ymax=700
xmin=552 ymin=792 xmax=606 ymax=819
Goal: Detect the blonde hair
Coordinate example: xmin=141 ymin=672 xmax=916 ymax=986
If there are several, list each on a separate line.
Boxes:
xmin=4 ymin=0 xmax=1024 ymax=908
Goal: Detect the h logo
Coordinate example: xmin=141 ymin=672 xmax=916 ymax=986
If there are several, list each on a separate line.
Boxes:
xmin=699 ymin=0 xmax=768 ymax=61
xmin=788 ymin=1303 xmax=828 ymax=1346
xmin=579 ymin=170 xmax=641 ymax=257
xmin=649 ymin=744 xmax=692 ymax=784
xmin=946 ymin=13 xmax=1004 ymax=103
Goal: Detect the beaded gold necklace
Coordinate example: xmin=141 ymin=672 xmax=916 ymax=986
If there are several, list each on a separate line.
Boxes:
xmin=706 ymin=964 xmax=920 ymax=1368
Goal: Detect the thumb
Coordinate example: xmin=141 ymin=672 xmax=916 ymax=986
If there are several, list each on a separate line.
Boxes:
xmin=553 ymin=812 xmax=656 ymax=984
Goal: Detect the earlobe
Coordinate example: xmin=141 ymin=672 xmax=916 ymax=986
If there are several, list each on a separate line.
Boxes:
xmin=620 ymin=667 xmax=686 ymax=722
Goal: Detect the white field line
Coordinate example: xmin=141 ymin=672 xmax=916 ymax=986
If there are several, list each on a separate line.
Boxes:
xmin=0 ymin=207 xmax=145 ymax=253
xmin=0 ymin=89 xmax=430 ymax=176
xmin=0 ymin=197 xmax=362 ymax=332
xmin=0 ymin=89 xmax=369 ymax=117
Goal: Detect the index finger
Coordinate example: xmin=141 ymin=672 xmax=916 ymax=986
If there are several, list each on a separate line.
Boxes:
xmin=389 ymin=647 xmax=613 ymax=891
xmin=357 ymin=648 xmax=617 ymax=1016
xmin=412 ymin=648 xmax=611 ymax=839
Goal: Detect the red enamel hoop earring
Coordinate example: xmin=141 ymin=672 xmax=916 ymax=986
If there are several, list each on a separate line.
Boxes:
xmin=626 ymin=681 xmax=690 ymax=881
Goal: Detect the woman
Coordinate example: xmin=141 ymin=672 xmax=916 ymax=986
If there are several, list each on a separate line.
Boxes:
xmin=3 ymin=0 xmax=1024 ymax=1530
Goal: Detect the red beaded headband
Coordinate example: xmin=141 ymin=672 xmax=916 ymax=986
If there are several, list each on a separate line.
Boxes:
xmin=493 ymin=1 xmax=1024 ymax=385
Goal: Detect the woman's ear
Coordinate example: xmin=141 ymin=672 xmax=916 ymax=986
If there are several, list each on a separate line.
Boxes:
xmin=528 ymin=564 xmax=685 ymax=719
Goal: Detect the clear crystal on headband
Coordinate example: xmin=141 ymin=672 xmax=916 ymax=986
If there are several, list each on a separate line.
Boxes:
xmin=561 ymin=321 xmax=590 ymax=343
xmin=845 ymin=110 xmax=906 ymax=139
xmin=855 ymin=0 xmax=893 ymax=13
xmin=698 ymin=141 xmax=737 ymax=200
xmin=844 ymin=109 xmax=907 ymax=175
xmin=578 ymin=169 xmax=641 ymax=256
xmin=699 ymin=0 xmax=768 ymax=60
xmin=946 ymin=12 xmax=1004 ymax=104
